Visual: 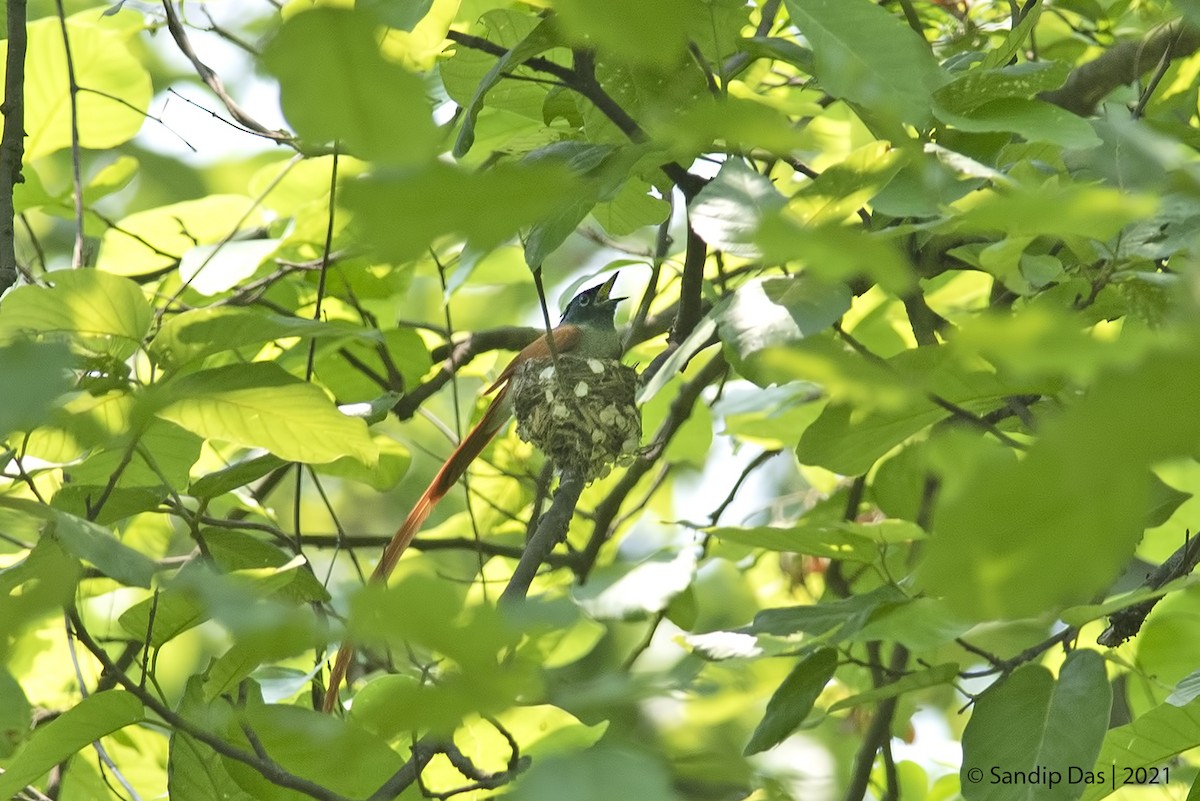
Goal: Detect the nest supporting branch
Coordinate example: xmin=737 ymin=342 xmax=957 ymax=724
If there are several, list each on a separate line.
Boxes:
xmin=500 ymin=469 xmax=587 ymax=606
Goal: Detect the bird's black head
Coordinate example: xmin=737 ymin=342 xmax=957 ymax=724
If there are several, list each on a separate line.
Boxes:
xmin=561 ymin=273 xmax=625 ymax=328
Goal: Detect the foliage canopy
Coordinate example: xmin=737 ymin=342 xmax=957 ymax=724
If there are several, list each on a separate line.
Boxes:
xmin=3 ymin=0 xmax=1200 ymax=800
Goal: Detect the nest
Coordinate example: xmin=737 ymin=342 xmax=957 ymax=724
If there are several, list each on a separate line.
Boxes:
xmin=509 ymin=356 xmax=641 ymax=482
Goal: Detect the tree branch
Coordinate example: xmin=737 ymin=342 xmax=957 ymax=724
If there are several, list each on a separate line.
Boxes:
xmin=161 ymin=0 xmax=292 ymax=142
xmin=1040 ymin=19 xmax=1200 ymax=116
xmin=67 ymin=610 xmax=358 ymax=801
xmin=0 ymin=0 xmax=27 ymax=292
xmin=499 ymin=469 xmax=587 ymax=605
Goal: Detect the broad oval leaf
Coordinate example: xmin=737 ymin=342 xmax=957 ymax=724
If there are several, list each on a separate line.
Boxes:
xmin=154 ymin=363 xmax=378 ymax=465
xmin=0 ymin=270 xmax=151 ymax=360
xmin=716 ymin=275 xmax=852 ymax=386
xmin=783 ymin=0 xmax=945 ymax=127
xmin=962 ymin=651 xmax=1110 ymax=801
xmin=150 ymin=306 xmax=380 ymax=370
xmin=4 ymin=18 xmax=151 ymax=159
xmin=262 ymin=7 xmax=437 ymax=163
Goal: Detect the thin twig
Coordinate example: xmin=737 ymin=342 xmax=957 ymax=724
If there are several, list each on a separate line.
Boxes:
xmin=68 ymin=610 xmax=359 ymax=801
xmin=63 ymin=614 xmax=144 ymax=801
xmin=52 ymin=0 xmax=86 ymax=268
xmin=161 ymin=0 xmax=292 ymax=141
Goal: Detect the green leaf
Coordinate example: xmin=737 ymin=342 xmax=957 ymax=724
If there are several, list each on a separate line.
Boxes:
xmin=554 ymin=0 xmax=696 ymax=68
xmin=0 ymin=340 xmax=74 ymax=437
xmin=202 ymin=529 xmax=329 ymax=603
xmin=798 ymin=345 xmax=1049 ymax=476
xmin=690 ymin=159 xmax=786 ymax=257
xmin=935 ymin=60 xmax=1069 ymax=114
xmin=521 ymin=143 xmax=635 ymax=266
xmin=936 ymin=97 xmax=1100 ymax=149
xmin=223 ymin=690 xmax=403 ymax=799
xmin=342 ymin=162 xmax=578 ymax=262
xmin=1166 ymin=668 xmax=1200 ymax=708
xmin=962 ymin=652 xmax=1110 ymax=801
xmin=788 ymin=141 xmax=906 ymax=225
xmin=150 ymin=306 xmax=380 ymax=370
xmin=591 ymin=178 xmax=670 ymax=237
xmin=782 ymin=0 xmax=945 ymax=127
xmin=1146 ymin=472 xmax=1190 ymax=527
xmin=313 ymin=435 xmax=411 ymax=491
xmin=189 ymin=454 xmax=286 ymax=499
xmin=0 ymin=668 xmax=32 ymax=758
xmin=119 ymin=558 xmax=325 ymax=648
xmin=981 ymin=0 xmax=1043 ymax=69
xmin=0 ymin=538 xmax=82 ymax=656
xmin=757 ymin=221 xmax=915 ymax=294
xmin=711 ymin=519 xmax=924 ymax=561
xmin=921 ymin=346 xmax=1200 ymax=620
xmin=0 ymin=497 xmax=156 ymax=588
xmin=359 ymin=0 xmax=434 ymax=30
xmin=97 ymin=195 xmax=265 ymax=277
xmin=2 ymin=19 xmax=151 ymax=159
xmin=453 ymin=15 xmax=563 ymax=158
xmin=954 ymin=181 xmax=1155 ymax=240
xmin=0 ymin=270 xmax=151 ymax=360
xmin=850 ymin=598 xmax=973 ymax=651
xmin=262 ymin=7 xmax=437 ymax=163
xmin=1080 ymin=695 xmax=1200 ymax=801
xmin=652 ymin=95 xmax=807 ymax=157
xmin=510 ymin=746 xmax=681 ymax=801
xmin=717 ymin=275 xmax=853 ymax=386
xmin=828 ymin=662 xmax=959 ymax=712
xmin=744 ymin=648 xmax=837 ymax=755
xmin=154 ymin=363 xmax=378 ymax=465
xmin=737 ymin=36 xmax=814 ymax=73
xmin=0 ymin=691 xmax=144 ymax=800
xmin=169 ymin=678 xmax=255 ymax=801
xmin=83 ymin=155 xmax=139 ymax=204
xmin=55 ymin=420 xmax=204 ymax=524
xmin=751 ymin=586 xmax=908 ymax=638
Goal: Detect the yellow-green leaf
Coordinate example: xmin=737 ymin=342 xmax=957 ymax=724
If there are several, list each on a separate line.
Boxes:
xmin=154 ymin=363 xmax=378 ymax=465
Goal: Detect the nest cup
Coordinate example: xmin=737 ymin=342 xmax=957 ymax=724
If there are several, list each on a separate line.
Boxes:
xmin=509 ymin=356 xmax=641 ymax=482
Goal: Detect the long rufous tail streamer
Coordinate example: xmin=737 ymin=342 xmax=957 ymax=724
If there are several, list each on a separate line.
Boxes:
xmin=319 ymin=275 xmax=615 ymax=713
xmin=321 ymin=391 xmax=511 ymax=712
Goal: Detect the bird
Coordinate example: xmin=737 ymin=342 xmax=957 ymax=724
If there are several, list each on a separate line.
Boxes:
xmin=321 ymin=273 xmax=625 ymax=712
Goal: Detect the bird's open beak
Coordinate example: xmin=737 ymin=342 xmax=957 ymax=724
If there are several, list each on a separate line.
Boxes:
xmin=596 ymin=272 xmax=625 ymax=304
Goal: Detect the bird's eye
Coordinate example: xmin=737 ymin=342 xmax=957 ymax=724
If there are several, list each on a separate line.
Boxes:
xmin=579 ymin=296 xmax=591 ymax=306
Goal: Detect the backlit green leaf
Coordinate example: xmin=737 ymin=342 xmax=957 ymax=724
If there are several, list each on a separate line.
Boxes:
xmin=2 ymin=18 xmax=151 ymax=159
xmin=554 ymin=0 xmax=697 ymax=68
xmin=151 ymin=306 xmax=379 ymax=370
xmin=0 ymin=340 xmax=74 ymax=437
xmin=262 ymin=7 xmax=437 ymax=163
xmin=154 ymin=363 xmax=378 ymax=465
xmin=97 ymin=195 xmax=265 ymax=278
xmin=343 ymin=162 xmax=578 ymax=261
xmin=0 ymin=270 xmax=150 ymax=360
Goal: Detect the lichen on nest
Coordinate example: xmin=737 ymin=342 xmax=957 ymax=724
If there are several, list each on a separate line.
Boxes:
xmin=509 ymin=355 xmax=641 ymax=482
